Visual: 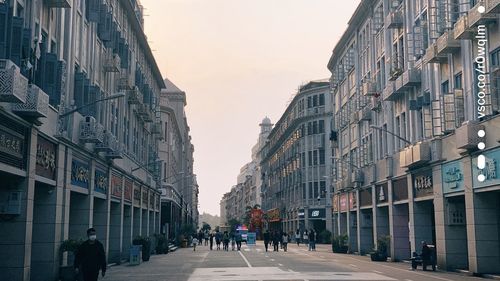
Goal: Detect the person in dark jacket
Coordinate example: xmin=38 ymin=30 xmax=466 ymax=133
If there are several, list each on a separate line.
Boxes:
xmin=273 ymin=231 xmax=280 ymax=252
xmin=421 ymin=241 xmax=431 ymax=271
xmin=263 ymin=230 xmax=270 ymax=252
xmin=74 ymin=228 xmax=106 ymax=281
xmin=209 ymin=232 xmax=214 ymax=250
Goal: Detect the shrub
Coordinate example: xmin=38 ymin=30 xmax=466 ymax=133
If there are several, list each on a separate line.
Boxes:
xmin=332 ymin=234 xmax=348 ymax=253
xmin=318 ymin=230 xmax=332 ymax=244
xmin=133 ymin=236 xmax=152 ymax=261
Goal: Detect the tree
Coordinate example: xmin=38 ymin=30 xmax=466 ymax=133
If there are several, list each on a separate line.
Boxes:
xmin=227 ymin=218 xmax=241 ymax=233
xmin=201 ymin=222 xmax=211 ymax=232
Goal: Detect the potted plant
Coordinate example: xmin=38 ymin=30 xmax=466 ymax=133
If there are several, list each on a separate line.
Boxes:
xmin=154 ymin=234 xmax=168 ymax=254
xmin=370 ymin=236 xmax=390 ymax=261
xmin=133 ymin=236 xmax=152 ymax=261
xmin=59 ymin=239 xmax=83 ymax=281
xmin=332 ymin=234 xmax=349 ymax=253
xmin=319 ymin=230 xmax=332 ymax=244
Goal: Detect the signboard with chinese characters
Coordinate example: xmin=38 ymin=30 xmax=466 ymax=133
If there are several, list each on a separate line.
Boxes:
xmin=111 ymin=174 xmax=122 ymax=198
xmin=376 ymin=183 xmax=388 ymax=204
xmin=266 ymin=208 xmax=280 ymax=222
xmin=442 ymin=160 xmax=464 ymax=194
xmin=472 ymin=148 xmax=500 ymax=189
xmin=71 ymin=159 xmax=89 ymax=188
xmin=94 ymin=169 xmax=108 ymax=194
xmin=359 ymin=189 xmax=372 ymax=207
xmin=349 ymin=192 xmax=357 ymax=210
xmin=124 ymin=179 xmax=132 ymax=202
xmin=340 ymin=193 xmax=348 ymax=212
xmin=332 ymin=194 xmax=339 ymax=212
xmin=35 ymin=136 xmax=57 ymax=180
xmin=0 ymin=124 xmax=26 ymax=169
xmin=308 ymin=208 xmax=326 ymax=219
xmin=133 ymin=185 xmax=141 ymax=206
xmin=413 ymin=170 xmax=433 ymax=198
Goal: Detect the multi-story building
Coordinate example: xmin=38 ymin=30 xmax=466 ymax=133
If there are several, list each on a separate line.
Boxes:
xmin=327 ymin=0 xmax=499 ymax=275
xmin=158 ymin=78 xmax=198 ymax=239
xmin=0 ymin=0 xmax=197 ymax=280
xmin=260 ymin=80 xmax=333 ymax=234
xmin=220 ymin=117 xmax=272 ymax=225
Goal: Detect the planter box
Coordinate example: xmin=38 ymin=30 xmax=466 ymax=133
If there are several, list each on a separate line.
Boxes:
xmin=370 ymin=252 xmax=388 ymax=261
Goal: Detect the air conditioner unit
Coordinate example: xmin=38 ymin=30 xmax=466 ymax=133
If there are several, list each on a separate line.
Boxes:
xmin=447 ymin=203 xmax=465 ymax=226
xmin=0 ymin=191 xmax=22 ymax=215
xmin=455 ymin=121 xmax=484 ymax=150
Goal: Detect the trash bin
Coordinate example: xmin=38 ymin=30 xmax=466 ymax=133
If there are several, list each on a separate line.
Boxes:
xmin=129 ymin=245 xmax=142 ymax=265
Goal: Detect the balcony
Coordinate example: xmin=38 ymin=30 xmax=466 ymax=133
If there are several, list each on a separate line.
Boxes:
xmin=79 ymin=116 xmax=105 ymax=143
xmin=360 ymin=106 xmax=372 ymax=121
xmin=0 ymin=60 xmax=28 ymax=103
xmin=103 ymin=53 xmax=121 ymax=72
xmin=127 ymin=87 xmax=143 ymax=105
xmin=401 ymin=142 xmax=431 ymax=167
xmin=453 ymin=16 xmax=474 ymax=40
xmin=468 ymin=2 xmax=497 ymax=27
xmin=96 ymin=131 xmax=118 ymax=153
xmin=401 ymin=67 xmax=421 ymax=88
xmin=362 ymin=81 xmax=378 ymax=96
xmin=486 ymin=0 xmax=500 ymax=13
xmin=382 ymin=80 xmax=404 ymax=101
xmin=385 ymin=10 xmax=403 ymax=29
xmin=11 ymin=84 xmax=49 ymax=118
xmin=436 ymin=31 xmax=460 ymax=55
xmin=45 ymin=0 xmax=71 ymax=8
xmin=455 ymin=121 xmax=484 ymax=150
xmin=423 ymin=43 xmax=447 ymax=64
xmin=370 ymin=96 xmax=382 ymax=111
xmin=117 ymin=73 xmax=134 ymax=91
xmin=151 ymin=122 xmax=163 ymax=139
xmin=135 ymin=104 xmax=153 ymax=122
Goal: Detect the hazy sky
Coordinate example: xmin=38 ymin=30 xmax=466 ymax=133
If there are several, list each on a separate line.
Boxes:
xmin=141 ymin=0 xmax=361 ymax=215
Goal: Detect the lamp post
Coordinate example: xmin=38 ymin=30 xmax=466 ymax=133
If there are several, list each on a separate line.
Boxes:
xmin=59 ymin=92 xmax=126 ymax=118
xmin=370 ymin=125 xmax=412 ymax=145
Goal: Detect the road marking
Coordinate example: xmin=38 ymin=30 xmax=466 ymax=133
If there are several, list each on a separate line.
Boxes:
xmin=238 ymin=250 xmax=252 ymax=268
xmin=405 ymin=279 xmax=413 ymax=281
xmin=278 ymin=263 xmax=283 ymax=266
xmin=373 ymin=270 xmax=382 ymax=274
xmin=349 ymin=264 xmax=358 ymax=267
xmin=271 ymin=258 xmax=275 ymax=261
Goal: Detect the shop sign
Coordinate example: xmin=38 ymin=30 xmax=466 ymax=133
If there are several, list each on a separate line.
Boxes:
xmin=94 ymin=169 xmax=108 ymax=194
xmin=35 ymin=136 xmax=57 ymax=180
xmin=111 ymin=174 xmax=122 ymax=198
xmin=393 ymin=177 xmax=408 ymax=201
xmin=71 ymin=160 xmax=89 ymax=188
xmin=332 ymin=194 xmax=339 ymax=212
xmin=472 ymin=148 xmax=500 ymax=189
xmin=308 ymin=208 xmax=325 ymax=219
xmin=376 ymin=183 xmax=388 ymax=203
xmin=266 ymin=208 xmax=280 ymax=222
xmin=442 ymin=160 xmax=464 ymax=193
xmin=413 ymin=170 xmax=433 ymax=197
xmin=359 ymin=188 xmax=372 ymax=206
xmin=349 ymin=192 xmax=357 ymax=210
xmin=298 ymin=209 xmax=305 ymax=218
xmin=133 ymin=185 xmax=141 ymax=205
xmin=0 ymin=126 xmax=24 ymax=158
xmin=340 ymin=193 xmax=348 ymax=212
xmin=124 ymin=179 xmax=132 ymax=201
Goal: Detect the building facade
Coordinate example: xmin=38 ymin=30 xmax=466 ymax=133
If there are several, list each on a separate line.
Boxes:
xmin=260 ymin=80 xmax=333 ymax=234
xmin=327 ymin=0 xmax=499 ymax=275
xmin=158 ymin=78 xmax=198 ymax=239
xmin=0 ymin=0 xmax=195 ymax=280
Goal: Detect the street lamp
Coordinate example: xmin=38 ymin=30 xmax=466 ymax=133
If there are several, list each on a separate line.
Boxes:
xmin=370 ymin=125 xmax=412 ymax=145
xmin=59 ymin=92 xmax=126 ymax=118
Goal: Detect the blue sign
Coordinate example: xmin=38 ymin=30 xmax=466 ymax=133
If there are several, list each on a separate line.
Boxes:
xmin=472 ymin=148 xmax=500 ymax=189
xmin=442 ymin=160 xmax=464 ymax=194
xmin=246 ymin=232 xmax=256 ymax=245
xmin=71 ymin=160 xmax=89 ymax=188
xmin=94 ymin=169 xmax=108 ymax=194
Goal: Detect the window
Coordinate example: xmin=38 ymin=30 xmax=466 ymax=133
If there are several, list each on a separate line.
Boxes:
xmin=319 ymin=120 xmax=325 ymax=133
xmin=308 ymin=151 xmax=313 ymax=167
xmin=319 ymin=94 xmax=325 ymax=106
xmin=302 ymin=183 xmax=306 ymax=199
xmin=309 ymin=182 xmax=313 ymax=199
xmin=313 ymin=182 xmax=319 ymax=199
xmin=320 ymin=181 xmax=326 ymax=198
xmin=492 ymin=48 xmax=500 ymax=66
xmin=312 ymin=121 xmax=318 ymax=134
xmin=307 ymin=96 xmax=312 ymax=108
xmin=313 ymin=95 xmax=318 ymax=107
xmin=319 ymin=149 xmax=325 ymax=165
xmin=313 ymin=150 xmax=318 ymax=166
xmin=441 ymin=80 xmax=449 ymax=94
xmin=454 ymin=72 xmax=462 ymax=89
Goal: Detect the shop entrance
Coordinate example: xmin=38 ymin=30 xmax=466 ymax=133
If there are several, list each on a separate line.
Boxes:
xmin=412 ymin=200 xmax=436 ymax=253
xmin=392 ymin=203 xmax=410 ymax=261
xmin=109 ymin=201 xmax=121 ymax=263
xmin=359 ymin=208 xmax=374 ymax=254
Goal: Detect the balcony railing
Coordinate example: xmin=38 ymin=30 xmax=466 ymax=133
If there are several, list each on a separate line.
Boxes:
xmin=382 ymin=80 xmax=404 ymax=101
xmin=11 ymin=84 xmax=49 ymax=118
xmin=0 ymin=60 xmax=28 ymax=104
xmin=386 ymin=10 xmax=403 ymax=29
xmin=95 ymin=131 xmax=118 ymax=153
xmin=486 ymin=0 xmax=500 ymax=13
xmin=455 ymin=121 xmax=484 ymax=150
xmin=362 ymin=81 xmax=378 ymax=96
xmin=117 ymin=73 xmax=135 ymax=91
xmin=45 ymin=0 xmax=71 ymax=8
xmin=468 ymin=2 xmax=497 ymax=27
xmin=453 ymin=15 xmax=474 ymax=40
xmin=103 ymin=53 xmax=121 ymax=73
xmin=423 ymin=43 xmax=447 ymax=64
xmin=400 ymin=142 xmax=430 ymax=167
xmin=436 ymin=31 xmax=460 ymax=55
xmin=79 ymin=116 xmax=105 ymax=143
xmin=401 ymin=67 xmax=421 ymax=88
xmin=127 ymin=87 xmax=143 ymax=105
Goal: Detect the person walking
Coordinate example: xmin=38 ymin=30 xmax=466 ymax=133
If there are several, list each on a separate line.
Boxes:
xmin=198 ymin=231 xmax=203 ymax=246
xmin=263 ymin=230 xmax=270 ymax=252
xmin=309 ymin=229 xmax=316 ymax=251
xmin=204 ymin=230 xmax=209 ymax=246
xmin=421 ymin=241 xmax=431 ymax=271
xmin=231 ymin=233 xmax=236 ymax=251
xmin=215 ymin=231 xmax=222 ymax=250
xmin=74 ymin=228 xmax=106 ymax=281
xmin=209 ymin=232 xmax=214 ymax=250
xmin=295 ymin=229 xmax=301 ymax=247
xmin=223 ymin=231 xmax=230 ymax=251
xmin=282 ymin=233 xmax=289 ymax=252
xmin=303 ymin=230 xmax=309 ymax=249
xmin=273 ymin=231 xmax=280 ymax=252
xmin=192 ymin=236 xmax=199 ymax=251
xmin=235 ymin=230 xmax=243 ymax=251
